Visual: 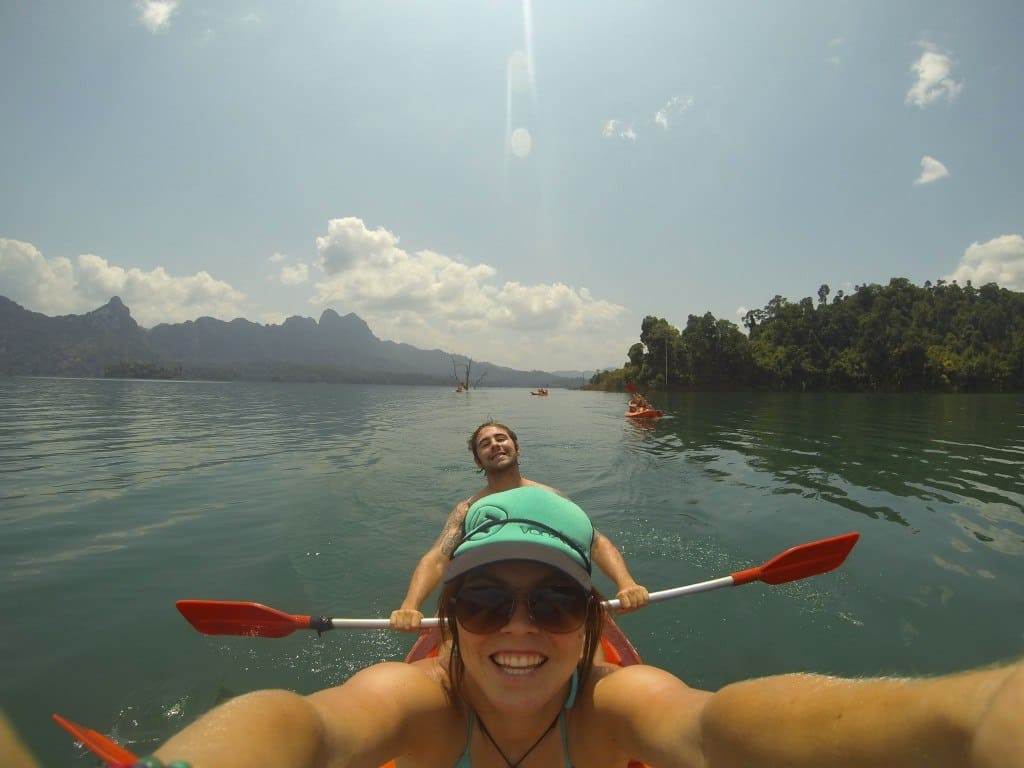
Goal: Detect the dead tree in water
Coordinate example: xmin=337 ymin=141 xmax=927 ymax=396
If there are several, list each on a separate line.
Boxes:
xmin=451 ymin=355 xmax=488 ymax=390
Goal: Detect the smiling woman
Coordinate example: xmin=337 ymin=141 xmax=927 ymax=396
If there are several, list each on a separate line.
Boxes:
xmin=141 ymin=487 xmax=1024 ymax=768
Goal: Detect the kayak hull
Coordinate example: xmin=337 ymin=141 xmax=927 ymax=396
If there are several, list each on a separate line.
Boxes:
xmin=625 ymin=408 xmax=662 ymax=419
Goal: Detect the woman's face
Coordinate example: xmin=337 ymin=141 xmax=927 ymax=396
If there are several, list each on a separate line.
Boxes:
xmin=455 ymin=560 xmax=586 ymax=713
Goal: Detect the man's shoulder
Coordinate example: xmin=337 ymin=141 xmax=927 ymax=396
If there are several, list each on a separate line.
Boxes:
xmin=476 ymin=478 xmax=565 ymax=497
xmin=447 ymin=498 xmax=471 ymax=520
xmin=521 ymin=478 xmax=565 ymax=496
xmin=469 ymin=480 xmax=566 ymax=505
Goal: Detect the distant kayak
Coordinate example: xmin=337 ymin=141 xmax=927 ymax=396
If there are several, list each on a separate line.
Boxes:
xmin=625 ymin=408 xmax=662 ymax=419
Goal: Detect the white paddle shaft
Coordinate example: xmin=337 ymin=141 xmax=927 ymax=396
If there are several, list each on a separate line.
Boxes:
xmin=603 ymin=575 xmax=735 ymax=610
xmin=327 ymin=576 xmax=736 ymax=629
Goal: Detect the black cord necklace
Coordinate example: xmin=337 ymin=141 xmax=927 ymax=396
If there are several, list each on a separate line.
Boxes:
xmin=475 ymin=709 xmax=561 ymax=768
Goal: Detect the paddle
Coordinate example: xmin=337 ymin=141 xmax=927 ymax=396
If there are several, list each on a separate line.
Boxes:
xmin=52 ymin=713 xmax=138 ymax=766
xmin=177 ymin=532 xmax=859 ymax=637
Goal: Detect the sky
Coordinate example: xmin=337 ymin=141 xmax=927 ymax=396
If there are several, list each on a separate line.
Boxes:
xmin=1 ymin=1 xmax=1022 ymax=373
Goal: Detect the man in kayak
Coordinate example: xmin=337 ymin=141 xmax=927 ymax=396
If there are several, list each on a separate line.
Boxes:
xmin=390 ymin=420 xmax=650 ymax=631
xmin=627 ymin=392 xmax=652 ymax=413
xmin=152 ymin=487 xmax=1023 ymax=768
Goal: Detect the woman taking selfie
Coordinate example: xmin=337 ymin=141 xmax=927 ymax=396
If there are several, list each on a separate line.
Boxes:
xmin=149 ymin=487 xmax=1022 ymax=768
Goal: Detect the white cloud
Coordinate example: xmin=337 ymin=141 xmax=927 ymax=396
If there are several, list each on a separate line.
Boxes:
xmin=602 ymin=119 xmax=637 ymax=142
xmin=944 ymin=235 xmax=1024 ymax=291
xmin=605 ymin=95 xmax=693 ymax=141
xmin=914 ymin=155 xmax=950 ymax=185
xmin=905 ymin=44 xmax=963 ymax=108
xmin=654 ymin=96 xmax=694 ymax=130
xmin=0 ymin=238 xmax=246 ymax=326
xmin=135 ymin=1 xmax=178 ymax=33
xmin=268 ymin=252 xmax=308 ymax=285
xmin=0 ymin=238 xmax=78 ymax=315
xmin=309 ymin=217 xmax=629 ymax=369
xmin=279 ymin=262 xmax=309 ymax=286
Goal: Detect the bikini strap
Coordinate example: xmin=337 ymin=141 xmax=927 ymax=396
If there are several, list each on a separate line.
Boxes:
xmin=560 ymin=667 xmax=578 ymax=767
xmin=565 ymin=667 xmax=579 ymax=710
xmin=560 ymin=709 xmax=572 ymax=768
xmin=455 ymin=710 xmax=474 ymax=768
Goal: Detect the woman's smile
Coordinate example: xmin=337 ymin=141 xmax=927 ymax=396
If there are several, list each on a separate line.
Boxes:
xmin=490 ymin=651 xmax=547 ymax=675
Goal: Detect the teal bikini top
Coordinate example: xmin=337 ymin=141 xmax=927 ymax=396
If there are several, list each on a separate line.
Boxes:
xmin=454 ymin=709 xmax=572 ymax=768
xmin=454 ymin=668 xmax=578 ymax=768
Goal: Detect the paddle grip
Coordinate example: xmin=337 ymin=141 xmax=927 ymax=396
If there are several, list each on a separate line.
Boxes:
xmin=309 ymin=615 xmax=335 ymax=633
xmin=729 ymin=567 xmax=762 ymax=586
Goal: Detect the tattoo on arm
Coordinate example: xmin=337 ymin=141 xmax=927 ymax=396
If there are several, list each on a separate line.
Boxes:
xmin=438 ymin=508 xmax=467 ymax=557
xmin=440 ymin=529 xmax=462 ymax=557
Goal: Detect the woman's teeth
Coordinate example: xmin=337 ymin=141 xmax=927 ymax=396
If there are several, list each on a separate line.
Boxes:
xmin=491 ymin=653 xmax=545 ymax=675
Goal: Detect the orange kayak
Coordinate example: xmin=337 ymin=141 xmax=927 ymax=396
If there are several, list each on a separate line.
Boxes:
xmin=381 ymin=618 xmax=648 ymax=768
xmin=625 ymin=408 xmax=662 ymax=419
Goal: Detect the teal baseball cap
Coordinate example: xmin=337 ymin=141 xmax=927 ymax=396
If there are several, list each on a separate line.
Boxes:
xmin=443 ymin=486 xmax=594 ymax=590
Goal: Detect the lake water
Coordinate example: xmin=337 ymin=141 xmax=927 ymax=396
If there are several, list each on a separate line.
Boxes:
xmin=1 ymin=378 xmax=1022 ymax=765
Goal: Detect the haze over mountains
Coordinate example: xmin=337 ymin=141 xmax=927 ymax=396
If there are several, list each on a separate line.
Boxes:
xmin=0 ymin=296 xmax=588 ymax=386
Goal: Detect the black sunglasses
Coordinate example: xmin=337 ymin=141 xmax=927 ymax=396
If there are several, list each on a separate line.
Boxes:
xmin=451 ymin=584 xmax=590 ymax=634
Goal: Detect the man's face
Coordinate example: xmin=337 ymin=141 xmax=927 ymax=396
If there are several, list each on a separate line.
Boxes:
xmin=473 ymin=425 xmax=520 ymax=471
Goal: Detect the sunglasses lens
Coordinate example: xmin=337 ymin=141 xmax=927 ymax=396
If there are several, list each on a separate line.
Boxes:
xmin=454 ymin=587 xmax=515 ymax=634
xmin=453 ymin=585 xmax=588 ymax=634
xmin=529 ymin=586 xmax=588 ymax=633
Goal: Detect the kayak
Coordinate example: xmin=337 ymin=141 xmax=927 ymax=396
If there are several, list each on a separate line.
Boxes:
xmin=56 ymin=619 xmax=648 ymax=768
xmin=380 ymin=618 xmax=648 ymax=768
xmin=625 ymin=408 xmax=662 ymax=419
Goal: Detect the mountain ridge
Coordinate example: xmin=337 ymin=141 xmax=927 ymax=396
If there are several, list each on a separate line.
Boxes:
xmin=0 ymin=296 xmax=580 ymax=387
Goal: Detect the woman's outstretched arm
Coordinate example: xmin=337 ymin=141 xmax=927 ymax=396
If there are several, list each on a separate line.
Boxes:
xmin=699 ymin=658 xmax=1024 ymax=768
xmin=595 ymin=657 xmax=1024 ymax=768
xmin=152 ymin=661 xmax=457 ymax=768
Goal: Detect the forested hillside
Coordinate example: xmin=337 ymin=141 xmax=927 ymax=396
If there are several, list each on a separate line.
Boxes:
xmin=591 ymin=278 xmax=1024 ymax=393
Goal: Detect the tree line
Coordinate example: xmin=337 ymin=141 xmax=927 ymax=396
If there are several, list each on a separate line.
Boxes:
xmin=589 ymin=278 xmax=1024 ymax=393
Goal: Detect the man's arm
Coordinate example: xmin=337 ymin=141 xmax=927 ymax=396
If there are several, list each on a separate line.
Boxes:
xmin=590 ymin=529 xmax=649 ymax=612
xmin=389 ymin=502 xmax=467 ymax=631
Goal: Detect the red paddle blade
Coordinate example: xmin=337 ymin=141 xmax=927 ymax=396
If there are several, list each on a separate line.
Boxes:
xmin=52 ymin=714 xmax=138 ymax=765
xmin=731 ymin=532 xmax=859 ymax=586
xmin=626 ymin=382 xmax=637 ymax=393
xmin=176 ymin=600 xmax=307 ymax=638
